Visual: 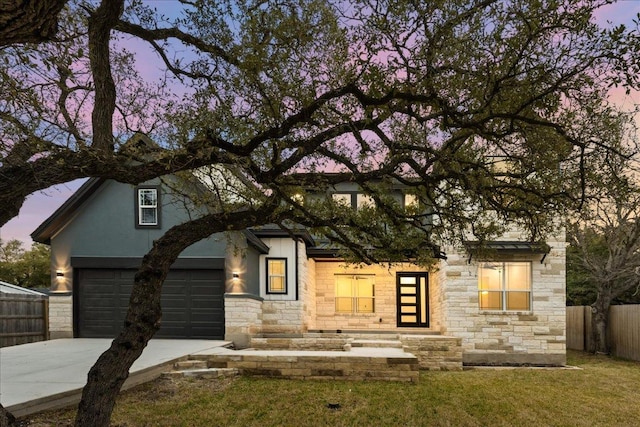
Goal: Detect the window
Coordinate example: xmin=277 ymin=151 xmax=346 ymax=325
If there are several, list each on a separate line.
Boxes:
xmin=136 ymin=187 xmax=160 ymax=227
xmin=478 ymin=262 xmax=531 ymax=311
xmin=332 ymin=193 xmax=352 ymax=207
xmin=335 ymin=275 xmax=375 ymax=313
xmin=266 ymin=258 xmax=287 ymax=294
xmin=356 ymin=194 xmax=375 ymax=209
xmin=331 ymin=193 xmax=375 ymax=209
xmin=404 ymin=194 xmax=420 ymax=211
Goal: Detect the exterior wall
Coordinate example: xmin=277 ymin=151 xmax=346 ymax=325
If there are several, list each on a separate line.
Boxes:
xmin=224 ymin=294 xmax=263 ymax=348
xmin=441 ymin=231 xmax=566 ymax=366
xmin=313 ymin=262 xmax=440 ymax=331
xmin=48 ymin=293 xmax=73 ymax=339
xmin=248 ymin=238 xmax=306 ymax=334
xmin=302 ymin=244 xmax=316 ymax=331
xmin=258 ymin=238 xmax=297 ymax=301
xmin=49 ymin=179 xmax=227 ymax=293
xmin=225 ymin=231 xmax=261 ymax=296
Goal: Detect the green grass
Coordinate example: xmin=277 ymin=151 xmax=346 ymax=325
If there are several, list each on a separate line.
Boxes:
xmin=22 ymin=351 xmax=640 ymax=426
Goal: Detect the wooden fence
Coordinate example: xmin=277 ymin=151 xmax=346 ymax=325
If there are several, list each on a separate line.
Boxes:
xmin=0 ymin=294 xmax=49 ymax=347
xmin=567 ymin=305 xmax=640 ymax=361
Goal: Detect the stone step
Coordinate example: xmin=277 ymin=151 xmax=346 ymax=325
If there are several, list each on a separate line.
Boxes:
xmin=174 ymin=360 xmax=208 ymax=370
xmin=189 ymin=350 xmax=419 ymax=382
xmin=162 ymin=368 xmax=239 ymax=379
xmin=351 ymin=339 xmax=403 ymax=348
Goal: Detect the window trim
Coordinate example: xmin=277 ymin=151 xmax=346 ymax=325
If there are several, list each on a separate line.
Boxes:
xmin=478 ymin=261 xmax=532 ymax=312
xmin=335 ymin=274 xmax=375 ymax=314
xmin=266 ymin=257 xmax=288 ymax=295
xmin=135 ymin=186 xmax=161 ymax=229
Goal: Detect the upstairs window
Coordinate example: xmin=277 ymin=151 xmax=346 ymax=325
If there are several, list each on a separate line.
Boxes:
xmin=335 ymin=275 xmax=375 ymax=313
xmin=136 ymin=187 xmax=160 ymax=228
xmin=478 ymin=262 xmax=531 ymax=311
xmin=331 ymin=192 xmax=375 ymax=209
xmin=266 ymin=258 xmax=287 ymax=294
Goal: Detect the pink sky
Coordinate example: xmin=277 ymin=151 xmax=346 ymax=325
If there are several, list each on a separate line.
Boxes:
xmin=1 ymin=1 xmax=639 ymax=246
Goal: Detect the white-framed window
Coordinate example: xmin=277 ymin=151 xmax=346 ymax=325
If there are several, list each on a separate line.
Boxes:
xmin=335 ymin=275 xmax=375 ymax=313
xmin=136 ymin=187 xmax=160 ymax=227
xmin=478 ymin=262 xmax=531 ymax=311
xmin=266 ymin=258 xmax=287 ymax=294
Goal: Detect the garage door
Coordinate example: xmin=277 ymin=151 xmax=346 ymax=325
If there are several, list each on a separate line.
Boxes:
xmin=77 ymin=268 xmax=225 ymax=339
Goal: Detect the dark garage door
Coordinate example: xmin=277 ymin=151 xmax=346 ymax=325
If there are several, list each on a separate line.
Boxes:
xmin=77 ymin=268 xmax=225 ymax=339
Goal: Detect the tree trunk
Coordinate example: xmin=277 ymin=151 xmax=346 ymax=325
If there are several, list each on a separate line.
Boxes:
xmin=73 ymin=204 xmax=280 ymax=426
xmin=590 ymin=292 xmax=612 ymax=354
xmin=0 ymin=404 xmax=16 ymax=427
xmin=73 ymin=240 xmax=176 ymax=426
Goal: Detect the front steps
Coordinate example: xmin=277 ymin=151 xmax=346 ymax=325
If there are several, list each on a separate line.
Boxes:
xmin=186 ymin=347 xmax=420 ymax=382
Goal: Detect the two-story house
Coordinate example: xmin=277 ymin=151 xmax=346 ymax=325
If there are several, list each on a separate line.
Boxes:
xmin=32 ymin=172 xmax=566 ymax=367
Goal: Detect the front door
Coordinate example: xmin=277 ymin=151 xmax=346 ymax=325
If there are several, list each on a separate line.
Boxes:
xmin=396 ymin=273 xmax=429 ymax=327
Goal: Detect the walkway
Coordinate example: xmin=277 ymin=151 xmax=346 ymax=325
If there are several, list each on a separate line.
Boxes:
xmin=0 ymin=338 xmax=230 ymax=417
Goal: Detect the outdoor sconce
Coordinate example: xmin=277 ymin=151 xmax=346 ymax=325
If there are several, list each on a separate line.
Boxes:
xmin=232 ymin=272 xmax=240 ymax=280
xmin=56 ymin=271 xmax=64 ymax=278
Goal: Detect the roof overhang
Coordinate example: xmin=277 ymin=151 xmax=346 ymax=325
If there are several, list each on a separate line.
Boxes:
xmin=463 ymin=241 xmax=551 ymax=264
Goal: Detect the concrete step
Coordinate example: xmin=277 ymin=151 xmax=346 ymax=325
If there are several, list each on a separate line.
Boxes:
xmin=351 ymin=339 xmax=403 ymax=348
xmin=174 ymin=360 xmax=208 ymax=370
xmin=162 ymin=368 xmax=239 ymax=379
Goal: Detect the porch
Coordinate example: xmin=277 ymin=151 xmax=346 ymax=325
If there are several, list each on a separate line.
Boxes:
xmin=172 ymin=332 xmax=463 ymax=381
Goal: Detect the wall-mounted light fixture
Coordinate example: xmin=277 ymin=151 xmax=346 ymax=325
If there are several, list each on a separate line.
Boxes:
xmin=56 ymin=271 xmax=64 ymax=278
xmin=232 ymin=272 xmax=240 ymax=280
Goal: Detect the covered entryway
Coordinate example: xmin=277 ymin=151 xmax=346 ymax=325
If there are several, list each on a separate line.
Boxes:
xmin=396 ymin=272 xmax=429 ymax=327
xmin=75 ymin=267 xmax=225 ymax=339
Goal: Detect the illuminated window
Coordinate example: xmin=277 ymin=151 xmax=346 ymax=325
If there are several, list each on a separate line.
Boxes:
xmin=478 ymin=262 xmax=531 ymax=311
xmin=335 ymin=275 xmax=375 ymax=313
xmin=332 ymin=193 xmax=352 ymax=206
xmin=356 ymin=194 xmax=375 ymax=209
xmin=266 ymin=258 xmax=287 ymax=294
xmin=136 ymin=187 xmax=160 ymax=227
xmin=404 ymin=194 xmax=419 ymax=210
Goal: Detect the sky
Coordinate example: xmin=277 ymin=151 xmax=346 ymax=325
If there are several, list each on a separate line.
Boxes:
xmin=1 ymin=0 xmax=640 ymax=247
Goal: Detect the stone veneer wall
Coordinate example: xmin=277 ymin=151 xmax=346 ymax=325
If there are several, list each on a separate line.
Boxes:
xmin=224 ymin=294 xmax=263 ymax=348
xmin=302 ymin=242 xmax=317 ymax=331
xmin=48 ymin=293 xmax=73 ymax=339
xmin=314 ymin=262 xmax=440 ymax=331
xmin=441 ymin=231 xmax=566 ymax=366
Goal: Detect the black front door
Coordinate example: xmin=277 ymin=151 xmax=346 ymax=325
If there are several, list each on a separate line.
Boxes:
xmin=396 ymin=273 xmax=429 ymax=327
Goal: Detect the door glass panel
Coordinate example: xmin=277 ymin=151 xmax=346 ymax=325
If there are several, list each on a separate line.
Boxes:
xmin=400 ymin=276 xmax=416 ymax=285
xmin=401 ymin=315 xmax=417 ymax=323
xmin=400 ymin=296 xmax=416 ymax=304
xmin=420 ymin=278 xmax=427 ymax=324
xmin=400 ymin=286 xmax=416 ymax=294
xmin=401 ymin=306 xmax=416 ymax=314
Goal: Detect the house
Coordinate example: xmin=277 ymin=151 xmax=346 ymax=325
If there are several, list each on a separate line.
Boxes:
xmin=32 ymin=174 xmax=566 ymax=367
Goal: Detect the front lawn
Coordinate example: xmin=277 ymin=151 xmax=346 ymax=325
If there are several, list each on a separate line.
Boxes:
xmin=22 ymin=351 xmax=640 ymax=426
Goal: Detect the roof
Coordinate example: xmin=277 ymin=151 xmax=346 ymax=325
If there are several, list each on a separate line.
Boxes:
xmin=31 ymin=177 xmax=103 ymax=244
xmin=30 ymin=177 xmax=274 ymax=253
xmin=463 ymin=240 xmax=551 ymax=263
xmin=0 ymin=281 xmax=48 ymax=296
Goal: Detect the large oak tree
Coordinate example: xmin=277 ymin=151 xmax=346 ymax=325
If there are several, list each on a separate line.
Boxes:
xmin=1 ymin=0 xmax=639 ymax=425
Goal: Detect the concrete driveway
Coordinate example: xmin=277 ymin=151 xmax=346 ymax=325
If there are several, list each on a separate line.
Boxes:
xmin=0 ymin=338 xmax=231 ymax=417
